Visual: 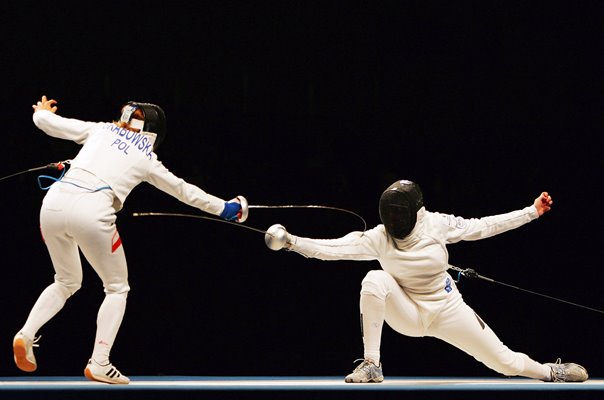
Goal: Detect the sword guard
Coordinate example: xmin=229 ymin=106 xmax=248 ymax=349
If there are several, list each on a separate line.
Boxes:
xmin=237 ymin=196 xmax=248 ymax=223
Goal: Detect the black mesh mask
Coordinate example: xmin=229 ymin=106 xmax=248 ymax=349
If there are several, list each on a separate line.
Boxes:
xmin=119 ymin=102 xmax=167 ymax=151
xmin=379 ymin=180 xmax=424 ymax=240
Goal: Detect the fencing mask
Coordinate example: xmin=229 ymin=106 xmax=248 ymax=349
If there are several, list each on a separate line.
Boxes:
xmin=379 ymin=180 xmax=424 ymax=240
xmin=119 ymin=102 xmax=167 ymax=150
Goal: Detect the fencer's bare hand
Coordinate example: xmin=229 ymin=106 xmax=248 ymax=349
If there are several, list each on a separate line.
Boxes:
xmin=534 ymin=192 xmax=553 ymax=216
xmin=32 ymin=95 xmax=58 ymax=113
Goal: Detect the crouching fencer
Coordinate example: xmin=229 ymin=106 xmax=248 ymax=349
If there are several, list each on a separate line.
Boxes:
xmin=13 ymin=96 xmax=248 ymax=384
xmin=265 ymin=180 xmax=588 ymax=383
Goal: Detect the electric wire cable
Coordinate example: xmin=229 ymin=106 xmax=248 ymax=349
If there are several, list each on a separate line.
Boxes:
xmin=449 ymin=264 xmax=604 ymax=314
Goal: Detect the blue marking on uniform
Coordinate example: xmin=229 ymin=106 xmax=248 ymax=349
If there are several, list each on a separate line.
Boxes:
xmin=444 ymin=277 xmax=452 ymax=293
xmin=37 ymin=174 xmax=111 ymax=192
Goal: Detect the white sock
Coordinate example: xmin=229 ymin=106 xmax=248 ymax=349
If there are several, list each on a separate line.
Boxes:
xmin=91 ymin=293 xmax=127 ymax=365
xmin=360 ymin=293 xmax=385 ymax=365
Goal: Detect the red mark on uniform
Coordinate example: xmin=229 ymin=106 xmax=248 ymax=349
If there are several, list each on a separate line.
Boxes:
xmin=111 ymin=230 xmax=122 ymax=253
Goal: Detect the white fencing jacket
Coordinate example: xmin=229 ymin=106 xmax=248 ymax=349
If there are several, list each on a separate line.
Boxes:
xmin=33 ymin=110 xmax=226 ymax=214
xmin=288 ymin=205 xmax=539 ymax=325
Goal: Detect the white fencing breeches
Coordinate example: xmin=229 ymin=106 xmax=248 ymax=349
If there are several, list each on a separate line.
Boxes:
xmin=359 ymin=270 xmax=550 ymax=380
xmin=20 ymin=176 xmax=130 ymax=363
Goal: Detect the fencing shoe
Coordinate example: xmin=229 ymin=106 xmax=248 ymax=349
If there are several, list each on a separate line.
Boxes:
xmin=345 ymin=359 xmax=384 ymax=383
xmin=84 ymin=359 xmax=130 ymax=384
xmin=545 ymin=358 xmax=589 ymax=382
xmin=13 ymin=332 xmax=41 ymax=372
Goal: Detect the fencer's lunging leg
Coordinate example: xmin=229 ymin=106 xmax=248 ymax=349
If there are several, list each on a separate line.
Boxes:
xmin=428 ymin=297 xmax=552 ymax=380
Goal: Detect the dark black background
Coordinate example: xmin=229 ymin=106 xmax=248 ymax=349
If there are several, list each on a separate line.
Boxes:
xmin=1 ymin=1 xmax=602 ymax=379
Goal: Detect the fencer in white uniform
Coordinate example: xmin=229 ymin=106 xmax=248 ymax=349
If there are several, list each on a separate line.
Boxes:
xmin=13 ymin=96 xmax=247 ymax=384
xmin=265 ymin=180 xmax=588 ymax=383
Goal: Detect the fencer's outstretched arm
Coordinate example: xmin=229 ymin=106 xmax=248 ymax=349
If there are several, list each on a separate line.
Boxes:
xmin=32 ymin=95 xmax=248 ymax=222
xmin=440 ymin=191 xmax=554 ymax=244
xmin=263 ymin=192 xmax=552 ymax=260
xmin=264 ymin=224 xmax=379 ymax=261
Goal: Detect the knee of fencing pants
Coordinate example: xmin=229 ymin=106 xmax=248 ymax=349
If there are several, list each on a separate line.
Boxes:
xmin=360 ymin=270 xmax=395 ymax=301
xmin=104 ymin=281 xmax=131 ymax=296
xmin=55 ymin=277 xmax=82 ymax=296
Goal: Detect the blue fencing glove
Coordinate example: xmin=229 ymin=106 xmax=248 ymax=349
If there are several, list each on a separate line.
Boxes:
xmin=220 ymin=199 xmax=242 ymax=221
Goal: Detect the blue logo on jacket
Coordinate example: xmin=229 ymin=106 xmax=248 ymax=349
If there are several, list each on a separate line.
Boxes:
xmin=444 ymin=277 xmax=452 ymax=293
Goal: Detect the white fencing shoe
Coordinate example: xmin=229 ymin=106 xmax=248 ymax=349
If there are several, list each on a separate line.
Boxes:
xmin=344 ymin=359 xmax=384 ymax=383
xmin=545 ymin=358 xmax=589 ymax=382
xmin=13 ymin=332 xmax=41 ymax=372
xmin=84 ymin=359 xmax=130 ymax=384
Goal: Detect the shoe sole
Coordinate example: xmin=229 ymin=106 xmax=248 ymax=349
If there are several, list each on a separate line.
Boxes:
xmin=85 ymin=367 xmax=115 ymax=384
xmin=84 ymin=367 xmax=130 ymax=384
xmin=345 ymin=377 xmax=384 ymax=383
xmin=13 ymin=338 xmax=36 ymax=372
xmin=84 ymin=367 xmax=96 ymax=381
